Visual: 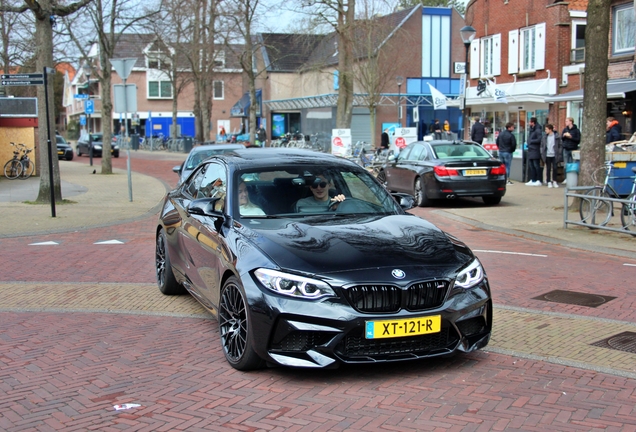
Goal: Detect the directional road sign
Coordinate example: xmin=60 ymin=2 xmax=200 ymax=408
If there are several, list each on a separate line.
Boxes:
xmin=85 ymin=99 xmax=94 ymax=115
xmin=1 ymin=73 xmax=44 ymax=87
xmin=74 ymin=94 xmax=89 ymax=99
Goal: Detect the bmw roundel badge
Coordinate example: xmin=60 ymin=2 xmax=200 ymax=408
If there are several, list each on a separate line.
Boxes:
xmin=391 ymin=269 xmax=406 ymax=279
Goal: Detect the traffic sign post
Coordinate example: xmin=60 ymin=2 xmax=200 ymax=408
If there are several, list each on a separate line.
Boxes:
xmin=1 ymin=73 xmax=44 ymax=87
xmin=85 ymin=99 xmax=94 ymax=114
xmin=74 ymin=94 xmax=89 ymax=99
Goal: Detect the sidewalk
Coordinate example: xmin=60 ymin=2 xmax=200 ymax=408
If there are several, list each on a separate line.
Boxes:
xmin=1 ymin=154 xmax=635 ymax=258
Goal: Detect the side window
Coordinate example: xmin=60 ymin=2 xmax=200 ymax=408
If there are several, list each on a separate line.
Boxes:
xmin=184 ymin=165 xmax=208 ymax=198
xmin=398 ymin=145 xmax=412 ymax=161
xmin=418 ymin=146 xmax=430 ymax=161
xmin=408 ymin=144 xmax=424 ymax=161
xmin=198 ymin=163 xmax=227 ymax=210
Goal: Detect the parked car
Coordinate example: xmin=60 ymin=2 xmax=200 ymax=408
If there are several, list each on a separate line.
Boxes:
xmin=155 ymin=148 xmax=492 ymax=370
xmin=56 ymin=135 xmax=74 ymax=161
xmin=76 ymin=133 xmax=120 ymax=158
xmin=376 ymin=140 xmax=506 ymax=206
xmin=173 ymin=143 xmax=245 ymax=185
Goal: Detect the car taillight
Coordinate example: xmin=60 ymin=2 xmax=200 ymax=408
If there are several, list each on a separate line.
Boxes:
xmin=434 ymin=165 xmax=459 ymax=176
xmin=490 ymin=164 xmax=506 ymax=175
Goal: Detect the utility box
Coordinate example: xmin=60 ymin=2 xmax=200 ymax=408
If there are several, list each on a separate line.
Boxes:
xmin=131 ymin=134 xmax=139 ymax=150
xmin=183 ymin=137 xmax=193 ymax=153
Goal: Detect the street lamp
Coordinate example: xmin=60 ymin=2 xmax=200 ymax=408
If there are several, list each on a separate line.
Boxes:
xmin=396 ymin=75 xmax=404 ymax=126
xmin=460 ymin=25 xmax=476 ymax=140
xmin=82 ymin=60 xmax=93 ymax=166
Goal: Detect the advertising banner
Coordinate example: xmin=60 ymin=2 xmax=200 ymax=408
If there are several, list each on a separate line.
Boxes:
xmin=331 ymin=129 xmax=352 ymax=157
xmin=390 ymin=127 xmax=417 ymax=154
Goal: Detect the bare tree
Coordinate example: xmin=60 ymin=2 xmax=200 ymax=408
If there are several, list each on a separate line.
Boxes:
xmin=301 ymin=0 xmax=356 ymax=128
xmin=578 ymin=0 xmax=610 ymax=190
xmin=0 ymin=0 xmax=35 ymax=94
xmin=61 ymin=0 xmax=159 ymax=174
xmin=221 ymin=0 xmax=265 ymax=145
xmin=0 ymin=0 xmax=91 ymax=203
xmin=353 ymin=5 xmax=414 ymax=147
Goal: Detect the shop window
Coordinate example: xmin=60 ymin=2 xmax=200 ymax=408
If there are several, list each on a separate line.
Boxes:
xmin=613 ymin=4 xmax=636 ymax=55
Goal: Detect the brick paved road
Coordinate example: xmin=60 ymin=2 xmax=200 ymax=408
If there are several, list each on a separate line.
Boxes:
xmin=1 ymin=151 xmax=635 ymax=431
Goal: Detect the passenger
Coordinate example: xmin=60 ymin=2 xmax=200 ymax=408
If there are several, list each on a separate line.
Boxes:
xmin=294 ymin=173 xmax=346 ymax=212
xmin=238 ymin=180 xmax=265 ymax=216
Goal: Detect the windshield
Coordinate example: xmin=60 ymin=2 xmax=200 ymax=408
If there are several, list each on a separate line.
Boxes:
xmin=433 ymin=143 xmax=491 ymax=159
xmin=186 ymin=148 xmax=238 ymax=169
xmin=234 ymin=165 xmax=402 ymax=219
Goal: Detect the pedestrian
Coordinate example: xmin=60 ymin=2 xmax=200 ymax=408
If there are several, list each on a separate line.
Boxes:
xmin=525 ymin=117 xmax=543 ymax=186
xmin=606 ymin=116 xmax=622 ymax=143
xmin=561 ymin=117 xmax=580 ymax=164
xmin=496 ymin=122 xmax=517 ymax=184
xmin=428 ymin=119 xmax=436 ymax=137
xmin=432 ymin=119 xmax=442 ymax=140
xmin=256 ymin=125 xmax=266 ymax=147
xmin=471 ymin=117 xmax=485 ymax=144
xmin=443 ymin=120 xmax=451 ymax=138
xmin=540 ymin=124 xmax=563 ymax=188
xmin=219 ymin=126 xmax=226 ymax=142
xmin=378 ymin=128 xmax=390 ymax=154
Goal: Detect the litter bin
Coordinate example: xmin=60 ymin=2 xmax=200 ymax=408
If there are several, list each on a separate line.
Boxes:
xmin=131 ymin=134 xmax=139 ymax=150
xmin=565 ymin=162 xmax=579 ymax=188
xmin=183 ymin=137 xmax=193 ymax=153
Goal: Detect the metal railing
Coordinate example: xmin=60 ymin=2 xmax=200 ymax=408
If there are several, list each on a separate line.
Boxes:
xmin=564 ymin=186 xmax=634 ymax=235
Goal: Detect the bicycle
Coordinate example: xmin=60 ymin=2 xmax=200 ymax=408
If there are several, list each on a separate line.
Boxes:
xmin=579 ymin=161 xmax=623 ymax=227
xmin=619 ymin=166 xmax=636 ymax=233
xmin=3 ymin=142 xmax=34 ymax=180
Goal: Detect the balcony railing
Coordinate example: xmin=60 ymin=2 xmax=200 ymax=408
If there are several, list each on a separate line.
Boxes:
xmin=571 ymin=47 xmax=585 ymax=63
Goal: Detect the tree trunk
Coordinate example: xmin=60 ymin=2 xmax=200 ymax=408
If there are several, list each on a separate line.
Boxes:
xmin=100 ymin=53 xmax=113 ymax=174
xmin=578 ymin=0 xmax=610 ymax=190
xmin=336 ymin=1 xmax=354 ymax=129
xmin=34 ymin=8 xmax=61 ymax=203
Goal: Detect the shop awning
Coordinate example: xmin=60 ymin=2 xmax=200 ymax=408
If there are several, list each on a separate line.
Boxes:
xmin=545 ymin=79 xmax=636 ymax=102
xmin=230 ymin=89 xmax=262 ymax=117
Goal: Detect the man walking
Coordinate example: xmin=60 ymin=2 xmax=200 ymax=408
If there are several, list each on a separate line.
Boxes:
xmin=471 ymin=117 xmax=485 ymax=144
xmin=525 ymin=117 xmax=543 ymax=186
xmin=540 ymin=124 xmax=563 ymax=188
xmin=561 ymin=117 xmax=580 ymax=164
xmin=496 ymin=122 xmax=517 ymax=184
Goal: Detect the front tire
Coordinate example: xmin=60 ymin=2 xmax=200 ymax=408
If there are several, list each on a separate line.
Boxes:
xmin=219 ymin=277 xmax=263 ymax=371
xmin=4 ymin=160 xmax=22 ymax=179
xmin=621 ymin=193 xmax=636 ymax=234
xmin=579 ymin=188 xmax=612 ymax=227
xmin=19 ymin=160 xmax=34 ymax=179
xmin=414 ymin=177 xmax=429 ymax=207
xmin=155 ymin=228 xmax=185 ymax=295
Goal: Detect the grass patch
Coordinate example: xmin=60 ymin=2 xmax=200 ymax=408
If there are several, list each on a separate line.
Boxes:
xmin=23 ymin=199 xmax=77 ymax=205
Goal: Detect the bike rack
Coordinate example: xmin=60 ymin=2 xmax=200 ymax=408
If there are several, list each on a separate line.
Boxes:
xmin=564 ymin=185 xmax=635 ymax=235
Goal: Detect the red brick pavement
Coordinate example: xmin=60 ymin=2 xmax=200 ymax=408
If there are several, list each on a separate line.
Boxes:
xmin=1 ymin=312 xmax=635 ymax=431
xmin=2 ymin=151 xmax=636 ymax=431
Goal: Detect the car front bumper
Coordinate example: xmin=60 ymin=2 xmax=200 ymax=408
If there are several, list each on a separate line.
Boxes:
xmin=242 ymin=274 xmax=492 ymax=368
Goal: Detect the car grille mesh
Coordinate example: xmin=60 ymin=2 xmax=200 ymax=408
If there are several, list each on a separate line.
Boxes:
xmin=270 ymin=331 xmax=334 ymax=352
xmin=343 ymin=281 xmax=450 ymax=313
xmin=337 ymin=327 xmax=458 ymax=359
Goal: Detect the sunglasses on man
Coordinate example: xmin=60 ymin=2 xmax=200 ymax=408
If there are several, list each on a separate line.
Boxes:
xmin=310 ymin=181 xmax=328 ymax=189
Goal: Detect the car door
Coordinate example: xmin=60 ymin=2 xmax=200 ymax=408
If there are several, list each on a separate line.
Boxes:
xmin=384 ymin=144 xmax=412 ymax=192
xmin=389 ymin=144 xmax=425 ymax=193
xmin=180 ymin=162 xmax=230 ymax=307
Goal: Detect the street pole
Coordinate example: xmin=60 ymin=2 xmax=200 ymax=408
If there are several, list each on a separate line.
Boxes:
xmin=396 ymin=75 xmax=404 ymax=127
xmin=460 ymin=26 xmax=476 ymax=141
xmin=124 ymin=76 xmax=132 ymax=202
xmin=43 ymin=67 xmax=56 ymax=217
xmin=83 ymin=61 xmax=93 ymax=167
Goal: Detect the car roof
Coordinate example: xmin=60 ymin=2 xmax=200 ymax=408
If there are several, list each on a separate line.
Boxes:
xmin=190 ymin=144 xmax=244 ymax=153
xmin=207 ymin=148 xmax=354 ymax=170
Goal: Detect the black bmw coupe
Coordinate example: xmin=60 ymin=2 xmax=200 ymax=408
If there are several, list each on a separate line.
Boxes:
xmin=155 ymin=148 xmax=492 ymax=370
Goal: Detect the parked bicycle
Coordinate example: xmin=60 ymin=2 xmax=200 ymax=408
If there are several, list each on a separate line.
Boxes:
xmin=3 ymin=142 xmax=34 ymax=180
xmin=579 ymin=161 xmax=631 ymax=228
xmin=619 ymin=166 xmax=636 ymax=233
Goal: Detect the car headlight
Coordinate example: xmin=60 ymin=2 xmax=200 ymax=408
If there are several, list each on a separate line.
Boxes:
xmin=94 ymin=145 xmax=102 ymax=150
xmin=454 ymin=259 xmax=484 ymax=289
xmin=113 ymin=145 xmax=119 ymax=150
xmin=254 ymin=268 xmax=335 ymax=299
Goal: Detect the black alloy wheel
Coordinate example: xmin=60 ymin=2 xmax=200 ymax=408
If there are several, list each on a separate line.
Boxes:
xmin=219 ymin=277 xmax=262 ymax=370
xmin=155 ymin=229 xmax=185 ymax=295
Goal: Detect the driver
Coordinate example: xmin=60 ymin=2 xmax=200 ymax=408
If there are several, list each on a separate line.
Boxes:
xmin=294 ymin=173 xmax=346 ymax=212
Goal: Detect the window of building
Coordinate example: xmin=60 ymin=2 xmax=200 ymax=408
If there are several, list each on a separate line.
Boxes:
xmin=213 ymin=80 xmax=224 ymax=99
xmin=520 ymin=27 xmax=536 ymax=71
xmin=148 ymin=81 xmax=172 ymax=98
xmin=214 ymin=50 xmax=225 ymax=68
xmin=613 ymin=3 xmax=636 ymax=55
xmin=571 ymin=20 xmax=586 ymax=63
xmin=146 ymin=56 xmax=170 ymax=70
xmin=482 ymin=36 xmax=495 ymax=76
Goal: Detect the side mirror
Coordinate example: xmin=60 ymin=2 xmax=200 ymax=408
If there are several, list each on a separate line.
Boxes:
xmin=391 ymin=193 xmax=415 ymax=210
xmin=188 ymin=197 xmax=224 ymax=217
xmin=173 ymin=165 xmax=182 ymax=174
xmin=388 ymin=154 xmax=396 ymax=161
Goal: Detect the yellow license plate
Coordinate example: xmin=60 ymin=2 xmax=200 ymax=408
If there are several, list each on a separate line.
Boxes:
xmin=365 ymin=315 xmax=441 ymax=339
xmin=614 ymin=162 xmax=627 ymax=168
xmin=464 ymin=169 xmax=486 ymax=176
xmin=57 ymin=151 xmax=63 ymax=155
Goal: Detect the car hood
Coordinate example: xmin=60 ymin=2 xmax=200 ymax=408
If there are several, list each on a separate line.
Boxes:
xmin=238 ymin=215 xmax=471 ymax=276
